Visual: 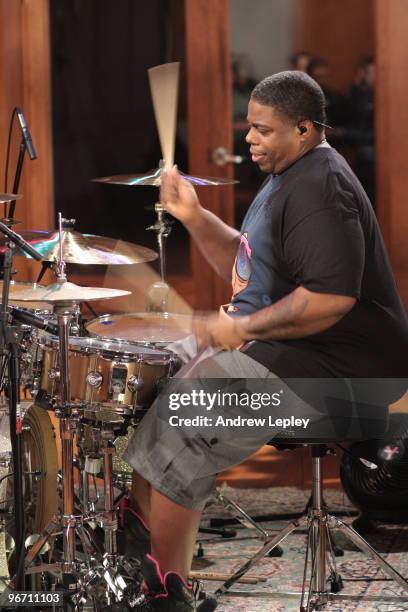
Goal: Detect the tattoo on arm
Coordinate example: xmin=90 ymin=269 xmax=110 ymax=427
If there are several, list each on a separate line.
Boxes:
xmin=239 ymin=288 xmax=355 ymax=341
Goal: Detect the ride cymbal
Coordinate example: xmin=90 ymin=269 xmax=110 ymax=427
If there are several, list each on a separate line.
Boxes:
xmin=0 ymin=229 xmax=158 ymax=265
xmin=92 ymin=167 xmax=238 ymax=187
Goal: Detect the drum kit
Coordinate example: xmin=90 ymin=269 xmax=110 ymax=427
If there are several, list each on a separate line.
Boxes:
xmin=0 ymin=62 xmax=237 ymax=609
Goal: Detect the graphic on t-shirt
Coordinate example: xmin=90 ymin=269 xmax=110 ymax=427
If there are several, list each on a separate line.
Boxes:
xmin=232 ymin=232 xmax=252 ymax=298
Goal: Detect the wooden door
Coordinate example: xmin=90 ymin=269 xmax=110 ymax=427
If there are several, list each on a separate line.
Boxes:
xmin=184 ymin=0 xmax=235 ymax=310
xmin=375 ymin=0 xmax=408 ymax=309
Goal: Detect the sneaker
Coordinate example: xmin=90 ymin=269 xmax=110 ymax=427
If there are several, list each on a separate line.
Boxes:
xmin=106 ymin=554 xmax=197 ymax=611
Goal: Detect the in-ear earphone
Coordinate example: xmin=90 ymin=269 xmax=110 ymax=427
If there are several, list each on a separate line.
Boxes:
xmin=298 ymin=126 xmax=307 ymax=135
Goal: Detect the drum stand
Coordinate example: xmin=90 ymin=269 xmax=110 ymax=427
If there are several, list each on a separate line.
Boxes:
xmin=146 ymin=166 xmax=173 ymax=312
xmin=24 ymin=300 xmax=126 ymax=604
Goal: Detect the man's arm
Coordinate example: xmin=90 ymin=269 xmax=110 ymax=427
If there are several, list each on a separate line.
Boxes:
xmin=195 ymin=286 xmax=356 ymax=348
xmin=160 ymin=166 xmax=239 ymax=281
xmin=240 ymin=286 xmax=356 ymax=340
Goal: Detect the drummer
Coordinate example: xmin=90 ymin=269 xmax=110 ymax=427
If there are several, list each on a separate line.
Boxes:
xmin=115 ymin=71 xmax=408 ymax=611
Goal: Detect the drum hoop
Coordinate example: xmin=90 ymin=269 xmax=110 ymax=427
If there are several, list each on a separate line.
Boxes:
xmin=38 ymin=333 xmax=174 ymax=360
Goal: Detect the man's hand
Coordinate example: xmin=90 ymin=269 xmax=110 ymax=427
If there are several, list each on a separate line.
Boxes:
xmin=160 ymin=165 xmax=202 ymax=227
xmin=193 ymin=311 xmax=248 ymax=349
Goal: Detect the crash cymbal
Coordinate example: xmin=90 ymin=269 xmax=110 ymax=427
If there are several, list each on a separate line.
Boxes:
xmin=92 ymin=167 xmax=238 ymax=187
xmin=9 ymin=281 xmax=130 ymax=303
xmin=0 ymin=229 xmax=158 ymax=265
xmin=0 ymin=193 xmax=22 ymax=204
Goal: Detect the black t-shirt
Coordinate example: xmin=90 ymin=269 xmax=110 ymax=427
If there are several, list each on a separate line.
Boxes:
xmin=230 ymin=145 xmax=408 ymax=378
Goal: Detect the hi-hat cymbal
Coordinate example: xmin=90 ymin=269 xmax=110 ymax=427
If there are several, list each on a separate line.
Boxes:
xmin=0 ymin=280 xmax=52 ymax=310
xmin=9 ymin=281 xmax=130 ymax=303
xmin=0 ymin=193 xmax=22 ymax=204
xmin=0 ymin=229 xmax=158 ymax=265
xmin=92 ymin=167 xmax=238 ymax=187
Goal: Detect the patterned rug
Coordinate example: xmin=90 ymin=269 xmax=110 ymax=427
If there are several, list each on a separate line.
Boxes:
xmin=195 ymin=486 xmax=408 ymax=611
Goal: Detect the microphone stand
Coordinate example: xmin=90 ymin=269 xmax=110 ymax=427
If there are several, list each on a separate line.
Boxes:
xmin=8 ymin=137 xmax=26 ymax=221
xmin=0 ymin=224 xmax=43 ymax=591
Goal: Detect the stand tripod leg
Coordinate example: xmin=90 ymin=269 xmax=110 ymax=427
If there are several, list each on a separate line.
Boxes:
xmin=102 ymin=444 xmax=118 ymax=559
xmin=56 ymin=306 xmax=77 ymax=564
xmin=329 ymin=516 xmax=408 ymax=592
xmin=213 ymin=518 xmax=304 ymax=598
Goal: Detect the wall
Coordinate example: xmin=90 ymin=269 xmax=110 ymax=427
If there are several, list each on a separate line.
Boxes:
xmin=293 ymin=0 xmax=374 ymax=92
xmin=230 ymin=0 xmax=293 ymax=80
xmin=0 ymin=0 xmax=53 ymax=281
xmin=375 ymin=0 xmax=408 ymax=309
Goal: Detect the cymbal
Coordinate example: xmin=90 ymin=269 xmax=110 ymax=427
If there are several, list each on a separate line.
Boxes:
xmin=0 ymin=280 xmax=52 ymax=310
xmin=0 ymin=193 xmax=22 ymax=204
xmin=92 ymin=167 xmax=238 ymax=187
xmin=9 ymin=281 xmax=130 ymax=303
xmin=0 ymin=229 xmax=158 ymax=265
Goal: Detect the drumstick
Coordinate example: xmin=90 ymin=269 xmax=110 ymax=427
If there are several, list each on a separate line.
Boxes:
xmin=189 ymin=571 xmax=267 ymax=584
xmin=148 ymin=62 xmax=180 ymax=171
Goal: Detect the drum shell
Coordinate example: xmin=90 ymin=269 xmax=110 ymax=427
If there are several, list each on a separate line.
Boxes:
xmin=38 ymin=339 xmax=173 ymax=409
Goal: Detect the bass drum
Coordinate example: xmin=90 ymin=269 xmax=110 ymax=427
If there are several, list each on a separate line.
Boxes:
xmin=0 ymin=403 xmax=58 ymax=587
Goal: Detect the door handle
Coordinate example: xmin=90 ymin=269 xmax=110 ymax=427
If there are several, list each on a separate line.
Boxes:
xmin=212 ymin=147 xmax=244 ymax=167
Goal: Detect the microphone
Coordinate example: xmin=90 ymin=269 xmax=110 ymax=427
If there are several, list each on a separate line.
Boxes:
xmin=10 ymin=307 xmax=59 ymax=335
xmin=16 ymin=108 xmax=37 ymax=160
xmin=0 ymin=220 xmax=43 ymax=262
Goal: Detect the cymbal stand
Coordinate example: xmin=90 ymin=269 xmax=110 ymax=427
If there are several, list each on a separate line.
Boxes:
xmin=0 ymin=241 xmax=25 ymax=590
xmin=0 ymin=219 xmax=44 ymax=589
xmin=24 ymin=214 xmax=128 ymax=607
xmin=146 ymin=161 xmax=173 ymax=312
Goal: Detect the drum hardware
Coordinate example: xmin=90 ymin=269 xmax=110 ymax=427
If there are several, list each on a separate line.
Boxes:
xmin=146 ymin=194 xmax=174 ymax=313
xmin=13 ymin=214 xmax=133 ymax=606
xmin=0 ymin=219 xmax=44 ymax=590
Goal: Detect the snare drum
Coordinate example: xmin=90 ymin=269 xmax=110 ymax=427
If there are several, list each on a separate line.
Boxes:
xmin=85 ymin=311 xmax=193 ymax=347
xmin=36 ymin=336 xmax=176 ymax=411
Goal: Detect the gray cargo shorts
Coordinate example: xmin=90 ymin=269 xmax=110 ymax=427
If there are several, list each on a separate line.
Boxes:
xmin=123 ymin=346 xmax=337 ymax=511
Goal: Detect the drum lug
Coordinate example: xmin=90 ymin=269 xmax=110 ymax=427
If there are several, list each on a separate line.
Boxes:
xmin=127 ymin=375 xmax=144 ymax=393
xmin=169 ymin=355 xmax=183 ymax=376
xmin=47 ymin=367 xmax=60 ymax=382
xmin=86 ymin=370 xmax=103 ymax=389
xmin=156 ymin=376 xmax=170 ymax=393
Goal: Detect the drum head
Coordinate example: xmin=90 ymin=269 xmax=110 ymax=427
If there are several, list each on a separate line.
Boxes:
xmin=85 ymin=312 xmax=193 ymax=346
xmin=0 ymin=404 xmax=58 ymax=586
